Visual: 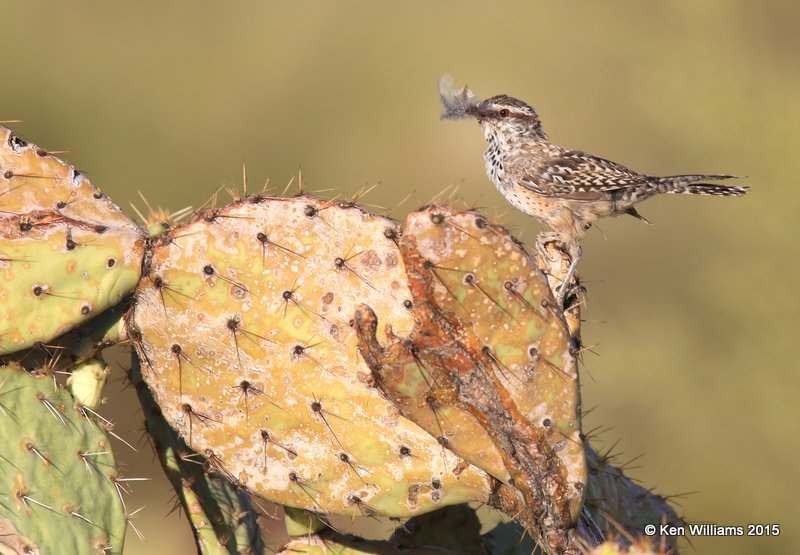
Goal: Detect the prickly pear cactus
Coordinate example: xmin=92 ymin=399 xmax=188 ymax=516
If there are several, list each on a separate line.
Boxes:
xmin=0 ymin=363 xmax=126 ymax=554
xmin=129 ymin=196 xmax=494 ymax=517
xmin=0 ymin=126 xmax=145 ymax=355
xmin=128 ymin=194 xmax=681 ymax=552
xmin=0 ymin=119 xmax=688 ymax=555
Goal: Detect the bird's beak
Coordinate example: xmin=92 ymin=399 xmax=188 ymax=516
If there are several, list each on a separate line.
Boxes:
xmin=463 ymin=103 xmax=480 ymax=117
xmin=464 ymin=102 xmax=489 ymax=119
xmin=464 ymin=101 xmax=496 ymax=123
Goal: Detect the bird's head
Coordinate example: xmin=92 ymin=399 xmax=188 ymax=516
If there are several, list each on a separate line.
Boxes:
xmin=467 ymin=95 xmax=546 ymax=140
xmin=438 ymin=77 xmax=547 ymax=141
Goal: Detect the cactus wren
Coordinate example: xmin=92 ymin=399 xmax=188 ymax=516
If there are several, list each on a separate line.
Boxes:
xmin=439 ymin=79 xmax=747 ymax=300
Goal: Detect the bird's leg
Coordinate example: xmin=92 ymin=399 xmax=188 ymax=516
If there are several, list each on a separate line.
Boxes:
xmin=558 ymin=242 xmax=582 ymax=306
xmin=535 ymin=232 xmax=581 ymax=307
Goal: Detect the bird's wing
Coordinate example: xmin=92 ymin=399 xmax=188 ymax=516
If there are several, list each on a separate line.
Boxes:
xmin=516 ymin=150 xmax=651 ymax=198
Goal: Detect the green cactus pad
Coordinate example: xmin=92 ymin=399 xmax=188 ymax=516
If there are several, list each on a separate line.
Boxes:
xmin=129 ymin=196 xmax=493 ymax=518
xmin=584 ymin=446 xmax=681 ymax=552
xmin=0 ymin=216 xmax=143 ymax=356
xmin=0 ymin=363 xmax=126 ymax=554
xmin=0 ymin=126 xmax=145 ymax=356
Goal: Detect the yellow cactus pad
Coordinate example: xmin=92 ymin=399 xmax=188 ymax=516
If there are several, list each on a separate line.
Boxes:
xmin=0 ymin=126 xmax=142 ymax=232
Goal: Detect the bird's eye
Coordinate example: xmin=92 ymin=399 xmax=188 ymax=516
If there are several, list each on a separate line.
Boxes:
xmin=498 ymin=108 xmax=510 ymax=117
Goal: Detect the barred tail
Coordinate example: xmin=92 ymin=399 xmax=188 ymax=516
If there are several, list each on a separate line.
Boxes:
xmin=656 ymin=174 xmax=748 ymax=197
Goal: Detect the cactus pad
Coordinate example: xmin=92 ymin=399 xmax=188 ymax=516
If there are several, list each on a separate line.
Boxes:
xmin=0 ymin=126 xmax=145 ymax=355
xmin=0 ymin=363 xmax=126 ymax=554
xmin=584 ymin=446 xmax=682 ymax=552
xmin=355 ymin=206 xmax=586 ymax=553
xmin=129 ymin=196 xmax=493 ymax=517
xmin=402 ymin=207 xmax=584 ymax=514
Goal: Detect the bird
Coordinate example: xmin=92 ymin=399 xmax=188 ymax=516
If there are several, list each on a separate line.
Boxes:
xmin=438 ymin=76 xmax=747 ymax=303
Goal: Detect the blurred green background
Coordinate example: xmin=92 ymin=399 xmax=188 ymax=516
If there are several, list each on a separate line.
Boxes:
xmin=3 ymin=1 xmax=798 ymax=553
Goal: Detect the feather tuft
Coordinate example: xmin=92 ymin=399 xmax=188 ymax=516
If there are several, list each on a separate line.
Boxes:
xmin=438 ymin=74 xmax=479 ymax=120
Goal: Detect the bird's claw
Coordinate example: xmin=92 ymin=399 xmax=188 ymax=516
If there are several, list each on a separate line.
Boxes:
xmin=555 ymin=280 xmax=584 ymax=309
